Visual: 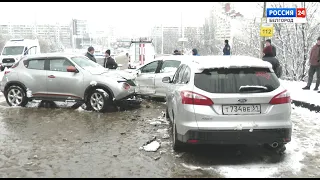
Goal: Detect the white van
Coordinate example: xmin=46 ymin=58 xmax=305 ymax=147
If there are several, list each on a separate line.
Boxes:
xmin=128 ymin=38 xmax=156 ymax=69
xmin=0 ymin=39 xmax=41 ymax=71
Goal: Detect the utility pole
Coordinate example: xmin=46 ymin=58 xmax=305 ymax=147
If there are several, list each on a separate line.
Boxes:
xmin=260 ymin=2 xmax=267 ymax=58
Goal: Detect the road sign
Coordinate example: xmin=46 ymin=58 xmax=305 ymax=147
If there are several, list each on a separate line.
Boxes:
xmin=260 ymin=18 xmax=274 ymax=37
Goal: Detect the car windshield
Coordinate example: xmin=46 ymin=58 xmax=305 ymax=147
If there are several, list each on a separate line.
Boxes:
xmin=2 ymin=46 xmax=24 ymax=56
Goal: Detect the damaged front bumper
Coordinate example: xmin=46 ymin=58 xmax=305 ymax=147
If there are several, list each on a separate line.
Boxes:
xmin=114 ymin=94 xmax=142 ymax=108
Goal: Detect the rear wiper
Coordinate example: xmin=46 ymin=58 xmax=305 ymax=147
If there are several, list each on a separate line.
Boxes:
xmin=239 ymin=85 xmax=269 ymax=93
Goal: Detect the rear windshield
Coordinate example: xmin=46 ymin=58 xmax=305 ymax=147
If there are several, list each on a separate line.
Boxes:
xmin=194 ymin=67 xmax=280 ymax=93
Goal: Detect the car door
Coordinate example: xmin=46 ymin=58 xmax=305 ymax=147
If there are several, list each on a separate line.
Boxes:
xmin=167 ymin=65 xmax=186 ymax=114
xmin=135 ymin=60 xmax=161 ymax=95
xmin=20 ymin=58 xmax=47 ymax=97
xmin=154 ymin=60 xmax=181 ymax=97
xmin=46 ymin=57 xmax=84 ymax=100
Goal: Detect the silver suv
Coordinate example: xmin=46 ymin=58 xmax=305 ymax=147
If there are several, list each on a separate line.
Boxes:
xmin=0 ymin=53 xmax=136 ymax=112
xmin=163 ymin=56 xmax=292 ymax=154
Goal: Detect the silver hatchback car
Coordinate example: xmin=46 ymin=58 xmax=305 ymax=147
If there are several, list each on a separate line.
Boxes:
xmin=163 ymin=56 xmax=292 ymax=153
xmin=0 ymin=53 xmax=136 ymax=112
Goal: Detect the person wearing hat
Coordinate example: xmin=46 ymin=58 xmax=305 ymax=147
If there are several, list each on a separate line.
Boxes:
xmin=85 ymin=46 xmax=97 ymax=63
xmin=302 ymin=36 xmax=320 ymax=91
xmin=223 ymin=40 xmax=231 ymax=55
xmin=265 ymin=39 xmax=276 ymax=57
xmin=192 ymin=48 xmax=200 ymax=56
xmin=262 ymin=45 xmax=281 ymax=78
xmin=173 ymin=50 xmax=181 ymax=55
xmin=104 ymin=49 xmax=118 ymax=69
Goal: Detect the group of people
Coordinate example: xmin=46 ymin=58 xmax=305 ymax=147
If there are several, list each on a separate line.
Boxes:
xmin=85 ymin=46 xmax=118 ymax=69
xmin=172 ymin=48 xmax=200 ymax=56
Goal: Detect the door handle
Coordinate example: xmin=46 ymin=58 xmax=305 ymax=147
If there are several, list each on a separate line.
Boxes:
xmin=48 ymin=75 xmax=55 ymax=78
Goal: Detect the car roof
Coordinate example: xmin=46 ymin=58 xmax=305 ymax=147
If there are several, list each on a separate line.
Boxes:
xmin=181 ymin=55 xmax=272 ymax=71
xmin=24 ymin=53 xmax=85 ymax=59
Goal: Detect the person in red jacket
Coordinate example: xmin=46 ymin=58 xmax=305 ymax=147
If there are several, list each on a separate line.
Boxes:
xmin=302 ymin=37 xmax=320 ymax=92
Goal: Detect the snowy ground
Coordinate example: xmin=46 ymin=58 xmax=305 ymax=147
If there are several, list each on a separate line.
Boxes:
xmin=280 ymin=80 xmax=320 ymax=106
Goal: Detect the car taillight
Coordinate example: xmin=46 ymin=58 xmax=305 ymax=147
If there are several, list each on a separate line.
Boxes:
xmin=180 ymin=91 xmax=213 ymax=106
xmin=123 ymin=83 xmax=130 ymax=90
xmin=269 ymin=90 xmax=291 ymax=105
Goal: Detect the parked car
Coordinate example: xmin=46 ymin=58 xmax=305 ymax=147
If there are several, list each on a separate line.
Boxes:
xmin=163 ymin=55 xmax=292 ymax=154
xmin=0 ymin=53 xmax=138 ymax=112
xmin=128 ymin=55 xmax=189 ymax=98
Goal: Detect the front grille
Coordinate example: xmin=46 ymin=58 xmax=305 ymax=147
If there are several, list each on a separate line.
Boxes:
xmin=2 ymin=58 xmax=15 ymax=63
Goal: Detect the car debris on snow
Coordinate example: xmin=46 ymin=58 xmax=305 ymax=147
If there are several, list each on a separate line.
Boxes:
xmin=26 ymin=88 xmax=33 ymax=97
xmin=142 ymin=141 xmax=160 ymax=152
xmin=90 ymin=81 xmax=98 ymax=86
xmin=162 ymin=134 xmax=170 ymax=139
xmin=140 ymin=136 xmax=161 ymax=152
xmin=154 ymin=156 xmax=161 ymax=160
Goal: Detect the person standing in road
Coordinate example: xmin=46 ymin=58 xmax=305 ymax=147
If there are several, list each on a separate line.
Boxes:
xmin=192 ymin=48 xmax=200 ymax=56
xmin=223 ymin=40 xmax=231 ymax=55
xmin=302 ymin=37 xmax=320 ymax=91
xmin=265 ymin=39 xmax=276 ymax=57
xmin=104 ymin=49 xmax=118 ymax=69
xmin=173 ymin=50 xmax=181 ymax=55
xmin=85 ymin=46 xmax=97 ymax=63
xmin=262 ymin=45 xmax=281 ymax=78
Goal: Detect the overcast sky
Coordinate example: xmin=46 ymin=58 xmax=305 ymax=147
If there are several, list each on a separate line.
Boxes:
xmin=0 ymin=2 xmax=262 ymax=37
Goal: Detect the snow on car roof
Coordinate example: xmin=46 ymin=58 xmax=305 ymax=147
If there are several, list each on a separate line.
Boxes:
xmin=183 ymin=55 xmax=272 ymax=70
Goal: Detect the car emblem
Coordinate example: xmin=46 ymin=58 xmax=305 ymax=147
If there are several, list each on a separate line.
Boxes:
xmin=238 ymin=99 xmax=247 ymax=103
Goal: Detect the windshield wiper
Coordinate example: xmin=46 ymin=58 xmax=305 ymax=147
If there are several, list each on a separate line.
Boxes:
xmin=239 ymin=85 xmax=269 ymax=93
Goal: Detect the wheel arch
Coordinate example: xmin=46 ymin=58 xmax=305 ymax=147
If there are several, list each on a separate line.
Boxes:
xmin=84 ymin=83 xmax=114 ymax=102
xmin=4 ymin=81 xmax=27 ymax=94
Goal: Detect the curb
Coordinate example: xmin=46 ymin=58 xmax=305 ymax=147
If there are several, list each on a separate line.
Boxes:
xmin=291 ymin=100 xmax=320 ymax=113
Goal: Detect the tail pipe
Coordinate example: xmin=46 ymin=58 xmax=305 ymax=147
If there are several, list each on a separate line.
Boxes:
xmin=271 ymin=142 xmax=279 ymax=148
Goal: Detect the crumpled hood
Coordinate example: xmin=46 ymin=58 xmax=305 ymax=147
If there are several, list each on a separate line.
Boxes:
xmin=85 ymin=67 xmax=135 ymax=80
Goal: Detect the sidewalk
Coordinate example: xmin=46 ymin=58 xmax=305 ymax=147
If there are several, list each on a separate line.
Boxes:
xmin=280 ymin=80 xmax=320 ymax=112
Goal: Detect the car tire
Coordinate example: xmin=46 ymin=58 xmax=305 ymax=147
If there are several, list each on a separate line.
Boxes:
xmin=85 ymin=89 xmax=111 ymax=112
xmin=5 ymin=85 xmax=29 ymax=107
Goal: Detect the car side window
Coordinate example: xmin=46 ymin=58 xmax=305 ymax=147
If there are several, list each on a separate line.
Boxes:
xmin=160 ymin=60 xmax=181 ymax=73
xmin=172 ymin=65 xmax=186 ymax=84
xmin=181 ymin=66 xmax=191 ymax=84
xmin=49 ymin=58 xmax=73 ymax=72
xmin=140 ymin=61 xmax=160 ymax=73
xmin=24 ymin=59 xmax=45 ymax=70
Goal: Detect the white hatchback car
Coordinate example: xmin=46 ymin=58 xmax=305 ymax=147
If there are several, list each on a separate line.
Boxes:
xmin=163 ymin=56 xmax=292 ymax=154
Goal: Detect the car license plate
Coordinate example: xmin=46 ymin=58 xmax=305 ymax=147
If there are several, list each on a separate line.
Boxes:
xmin=222 ymin=104 xmax=261 ymax=115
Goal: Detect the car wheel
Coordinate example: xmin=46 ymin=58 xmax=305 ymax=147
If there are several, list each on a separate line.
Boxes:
xmin=5 ymin=85 xmax=28 ymax=107
xmin=85 ymin=89 xmax=110 ymax=112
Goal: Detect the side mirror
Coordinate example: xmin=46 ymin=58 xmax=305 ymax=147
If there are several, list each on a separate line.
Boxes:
xmin=162 ymin=76 xmax=171 ymax=83
xmin=67 ymin=66 xmax=78 ymax=73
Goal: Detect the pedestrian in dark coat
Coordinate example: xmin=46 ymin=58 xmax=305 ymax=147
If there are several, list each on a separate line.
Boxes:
xmin=85 ymin=46 xmax=97 ymax=62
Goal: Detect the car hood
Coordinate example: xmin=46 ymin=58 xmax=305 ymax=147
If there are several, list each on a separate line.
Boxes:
xmin=85 ymin=67 xmax=135 ymax=80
